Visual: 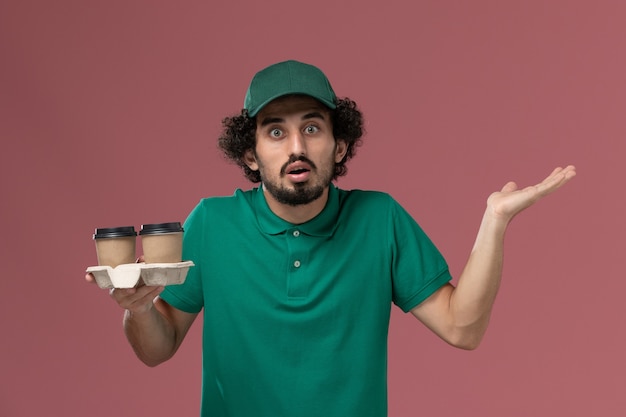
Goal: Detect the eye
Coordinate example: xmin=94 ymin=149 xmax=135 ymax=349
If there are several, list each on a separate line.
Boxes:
xmin=269 ymin=128 xmax=283 ymax=138
xmin=304 ymin=125 xmax=319 ymax=134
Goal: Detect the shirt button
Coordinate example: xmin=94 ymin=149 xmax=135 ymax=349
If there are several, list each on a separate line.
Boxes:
xmin=293 ymin=230 xmax=300 ymax=237
xmin=293 ymin=260 xmax=301 ymax=268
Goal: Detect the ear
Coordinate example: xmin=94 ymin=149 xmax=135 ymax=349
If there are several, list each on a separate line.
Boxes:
xmin=335 ymin=139 xmax=348 ymax=163
xmin=243 ymin=149 xmax=259 ymax=171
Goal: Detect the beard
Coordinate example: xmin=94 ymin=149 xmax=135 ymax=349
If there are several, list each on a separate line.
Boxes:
xmin=263 ymin=180 xmax=326 ymax=206
xmin=258 ymin=154 xmax=335 ymax=206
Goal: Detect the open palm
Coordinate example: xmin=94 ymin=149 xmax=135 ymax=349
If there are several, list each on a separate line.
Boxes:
xmin=487 ymin=165 xmax=577 ymax=222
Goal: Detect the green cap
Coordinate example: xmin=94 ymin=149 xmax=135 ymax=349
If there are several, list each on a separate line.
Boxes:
xmin=244 ymin=60 xmax=337 ymax=116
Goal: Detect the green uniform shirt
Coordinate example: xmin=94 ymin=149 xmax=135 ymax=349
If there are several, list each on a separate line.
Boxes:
xmin=161 ymin=185 xmax=452 ymax=417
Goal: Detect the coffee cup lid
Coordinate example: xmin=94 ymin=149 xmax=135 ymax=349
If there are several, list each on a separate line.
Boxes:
xmin=139 ymin=222 xmax=184 ymax=235
xmin=93 ymin=226 xmax=137 ymax=239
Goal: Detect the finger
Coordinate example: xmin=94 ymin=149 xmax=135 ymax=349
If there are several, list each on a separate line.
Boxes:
xmin=110 ymin=285 xmax=163 ymax=310
xmin=544 ymin=165 xmax=576 ymax=184
xmin=501 ymin=181 xmax=518 ymax=193
xmin=534 ymin=165 xmax=576 ymax=196
xmin=85 ymin=273 xmax=96 ymax=284
xmin=562 ymin=165 xmax=577 ymax=179
xmin=539 ymin=167 xmax=565 ymax=186
xmin=109 ymin=287 xmax=136 ymax=299
xmin=123 ymin=286 xmax=164 ymax=311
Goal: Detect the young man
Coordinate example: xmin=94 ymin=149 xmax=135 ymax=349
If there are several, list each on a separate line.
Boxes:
xmin=92 ymin=60 xmax=576 ymax=416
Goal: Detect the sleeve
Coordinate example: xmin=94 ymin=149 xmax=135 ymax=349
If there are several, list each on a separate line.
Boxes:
xmin=388 ymin=198 xmax=453 ymax=313
xmin=159 ymin=199 xmax=206 ymax=313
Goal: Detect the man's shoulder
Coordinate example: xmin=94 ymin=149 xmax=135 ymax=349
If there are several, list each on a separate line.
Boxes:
xmin=333 ymin=188 xmax=402 ymax=219
xmin=336 ymin=187 xmax=395 ymax=206
xmin=196 ymin=188 xmax=257 ymax=208
xmin=187 ymin=188 xmax=258 ymax=223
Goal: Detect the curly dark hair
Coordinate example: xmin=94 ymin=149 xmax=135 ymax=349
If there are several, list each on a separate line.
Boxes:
xmin=217 ymin=97 xmax=364 ymax=183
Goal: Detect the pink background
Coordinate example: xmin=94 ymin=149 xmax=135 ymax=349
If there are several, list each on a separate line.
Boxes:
xmin=1 ymin=1 xmax=624 ymax=416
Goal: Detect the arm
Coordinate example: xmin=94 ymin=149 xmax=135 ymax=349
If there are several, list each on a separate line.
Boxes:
xmin=118 ymin=288 xmax=198 ymax=367
xmin=86 ymin=272 xmax=198 ymax=366
xmin=411 ymin=165 xmax=576 ymax=350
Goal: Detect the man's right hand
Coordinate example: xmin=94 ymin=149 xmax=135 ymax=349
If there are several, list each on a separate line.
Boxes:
xmin=85 ymin=259 xmax=198 ymax=367
xmin=109 ymin=284 xmax=165 ymax=314
xmin=84 ymin=254 xmax=164 ymax=314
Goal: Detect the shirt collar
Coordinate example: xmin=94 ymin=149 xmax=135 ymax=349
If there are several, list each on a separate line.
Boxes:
xmin=254 ymin=184 xmax=339 ymax=237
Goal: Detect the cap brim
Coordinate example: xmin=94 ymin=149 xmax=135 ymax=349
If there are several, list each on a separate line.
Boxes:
xmin=248 ymin=92 xmax=337 ymax=117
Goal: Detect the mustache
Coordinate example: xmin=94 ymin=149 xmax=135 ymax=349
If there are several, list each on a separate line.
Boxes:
xmin=280 ymin=155 xmax=317 ymax=175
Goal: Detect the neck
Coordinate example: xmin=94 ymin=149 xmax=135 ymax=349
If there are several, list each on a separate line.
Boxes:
xmin=262 ymin=185 xmax=330 ymax=225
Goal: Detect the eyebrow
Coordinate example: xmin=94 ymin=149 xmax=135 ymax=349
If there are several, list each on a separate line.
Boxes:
xmin=302 ymin=111 xmax=326 ymax=121
xmin=259 ymin=111 xmax=327 ymax=127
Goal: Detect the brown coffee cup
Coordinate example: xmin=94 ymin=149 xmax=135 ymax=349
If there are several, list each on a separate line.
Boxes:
xmin=139 ymin=222 xmax=184 ymax=264
xmin=93 ymin=226 xmax=137 ymax=268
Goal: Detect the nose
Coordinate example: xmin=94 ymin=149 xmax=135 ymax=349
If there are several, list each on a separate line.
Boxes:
xmin=287 ymin=130 xmax=306 ymax=156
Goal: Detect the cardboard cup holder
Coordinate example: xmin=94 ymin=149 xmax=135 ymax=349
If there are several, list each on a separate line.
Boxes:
xmin=86 ymin=261 xmax=194 ymax=289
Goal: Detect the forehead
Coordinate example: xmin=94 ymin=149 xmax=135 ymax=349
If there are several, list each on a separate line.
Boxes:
xmin=256 ymin=95 xmax=331 ymax=121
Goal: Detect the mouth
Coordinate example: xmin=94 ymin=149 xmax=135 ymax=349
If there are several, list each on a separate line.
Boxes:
xmin=288 ymin=167 xmax=310 ymax=175
xmin=284 ymin=162 xmax=312 ymax=182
